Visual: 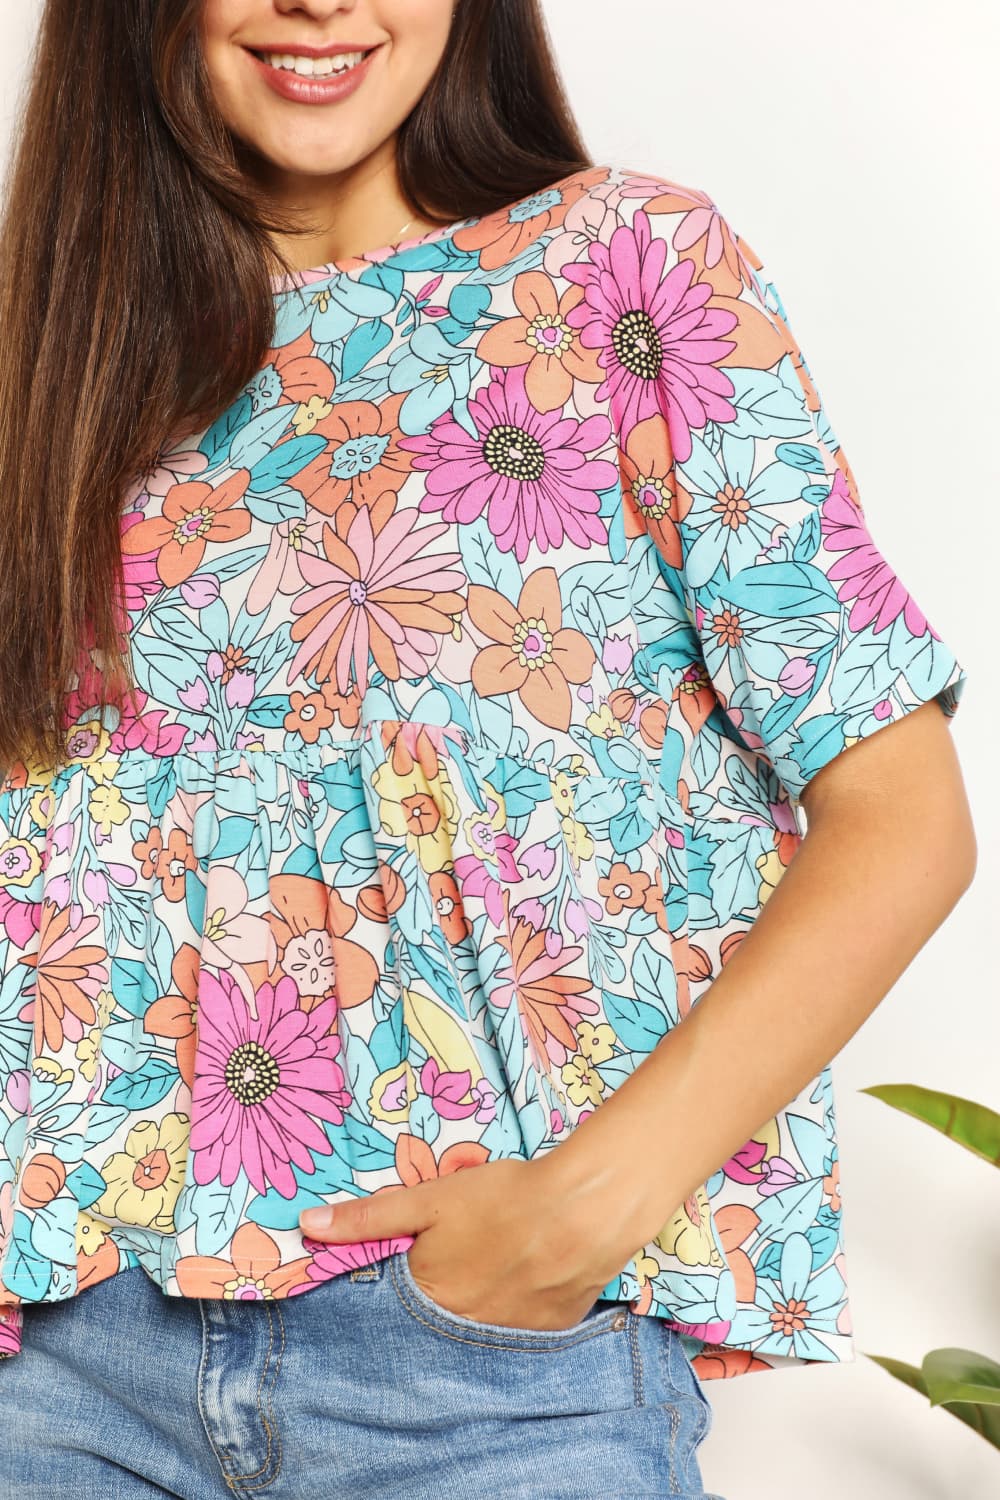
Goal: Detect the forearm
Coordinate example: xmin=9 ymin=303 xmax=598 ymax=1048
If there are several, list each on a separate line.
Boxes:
xmin=548 ymin=774 xmax=976 ymax=1252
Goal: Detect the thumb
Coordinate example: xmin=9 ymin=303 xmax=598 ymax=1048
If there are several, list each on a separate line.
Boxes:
xmin=298 ymin=1181 xmax=439 ymax=1243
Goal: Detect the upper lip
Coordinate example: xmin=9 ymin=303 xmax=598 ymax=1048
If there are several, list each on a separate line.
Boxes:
xmin=248 ymin=42 xmax=379 ymax=57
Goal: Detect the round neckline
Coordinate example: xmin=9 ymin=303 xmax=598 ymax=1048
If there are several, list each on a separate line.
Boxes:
xmin=269 ymin=210 xmax=478 ymax=294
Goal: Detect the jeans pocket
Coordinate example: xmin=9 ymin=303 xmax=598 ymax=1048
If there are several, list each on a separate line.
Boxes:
xmin=665 ymin=1326 xmax=714 ymax=1437
xmin=387 ymin=1248 xmax=629 ymax=1351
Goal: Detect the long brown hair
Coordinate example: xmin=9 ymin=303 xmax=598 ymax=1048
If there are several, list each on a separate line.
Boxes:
xmin=0 ymin=0 xmax=591 ymax=776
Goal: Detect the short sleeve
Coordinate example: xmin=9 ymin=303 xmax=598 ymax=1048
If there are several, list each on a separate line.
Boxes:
xmin=604 ymin=190 xmax=969 ymax=805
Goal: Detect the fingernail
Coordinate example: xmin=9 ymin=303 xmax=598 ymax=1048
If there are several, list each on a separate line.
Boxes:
xmin=300 ymin=1206 xmax=334 ymax=1231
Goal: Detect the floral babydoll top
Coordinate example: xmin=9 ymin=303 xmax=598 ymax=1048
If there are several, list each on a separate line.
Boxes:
xmin=0 ymin=163 xmax=967 ymax=1378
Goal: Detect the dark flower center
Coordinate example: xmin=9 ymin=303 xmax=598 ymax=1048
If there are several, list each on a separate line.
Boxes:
xmin=612 ymin=308 xmax=663 ymax=381
xmin=483 ymin=423 xmax=545 ymax=482
xmin=225 ymin=1040 xmax=281 ymax=1106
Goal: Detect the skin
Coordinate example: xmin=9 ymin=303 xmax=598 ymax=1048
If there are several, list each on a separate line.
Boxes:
xmin=199 ymin=0 xmax=458 ymax=271
xmin=201 ymin=5 xmax=979 ymax=1333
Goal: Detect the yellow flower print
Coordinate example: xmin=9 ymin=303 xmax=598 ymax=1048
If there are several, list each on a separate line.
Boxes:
xmin=584 ymin=702 xmax=619 ymax=739
xmin=576 ymin=1021 xmax=616 ymax=1063
xmin=371 ymin=760 xmax=459 ymax=875
xmin=20 ymin=754 xmax=59 ymax=786
xmin=551 ymin=771 xmax=576 ymax=819
xmin=88 ymin=783 xmax=130 ymax=838
xmin=93 ymin=1114 xmax=189 ymax=1232
xmin=292 ymin=394 xmax=333 ymax=435
xmin=32 ymin=1056 xmax=73 ymax=1087
xmin=755 ymin=846 xmax=787 ymax=907
xmin=654 ymin=1184 xmax=724 ymax=1269
xmin=28 ymin=784 xmax=57 ymax=829
xmin=369 ymin=1060 xmax=418 ymax=1124
xmin=561 ymin=815 xmax=593 ymax=867
xmin=632 ymin=1251 xmax=662 ymax=1290
xmin=76 ymin=1209 xmax=112 ymax=1259
xmin=0 ymin=837 xmax=42 ymax=889
xmin=75 ymin=1029 xmax=102 ymax=1083
xmin=549 ymin=770 xmax=594 ymax=865
xmin=561 ymin=1051 xmax=606 ymax=1108
xmin=95 ymin=988 xmax=115 ymax=1029
xmin=461 ymin=781 xmax=508 ymax=872
xmin=62 ymin=718 xmax=112 ymax=770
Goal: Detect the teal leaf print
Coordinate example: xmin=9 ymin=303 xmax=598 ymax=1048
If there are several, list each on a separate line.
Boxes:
xmin=459 ymin=515 xmax=522 ymax=599
xmin=602 ymin=988 xmax=669 ymax=1052
xmin=245 ymin=694 xmax=292 ymax=728
xmin=718 ymin=560 xmax=841 ymax=619
xmin=753 ymin=1179 xmax=825 ymax=1243
xmin=109 ymin=956 xmax=158 ymax=1019
xmin=80 ymin=1103 xmax=130 ymax=1147
xmin=65 ymin=1161 xmax=109 ymax=1212
xmin=28 ymin=1201 xmax=77 ymax=1268
xmin=103 ymin=1057 xmax=178 ymax=1111
xmin=4 ymin=1214 xmax=51 ymax=1297
xmin=786 ymin=1111 xmax=832 ymax=1180
xmin=632 ymin=937 xmax=679 ymax=1027
xmin=228 ymin=403 xmax=294 ymax=469
xmin=191 ymin=1170 xmax=252 ymax=1258
xmin=248 ymin=435 xmax=326 ymax=490
xmin=199 ymin=392 xmax=253 ymax=465
xmin=245 ymin=486 xmax=308 ymax=526
xmin=342 ymin=316 xmax=393 ymax=382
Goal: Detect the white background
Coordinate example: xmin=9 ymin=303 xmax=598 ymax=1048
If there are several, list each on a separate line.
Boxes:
xmin=2 ymin=4 xmax=998 ymax=1496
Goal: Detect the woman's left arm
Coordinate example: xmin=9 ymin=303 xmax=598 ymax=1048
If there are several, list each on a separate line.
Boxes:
xmin=299 ymin=697 xmax=975 ymax=1327
xmin=547 ymin=694 xmax=977 ymax=1264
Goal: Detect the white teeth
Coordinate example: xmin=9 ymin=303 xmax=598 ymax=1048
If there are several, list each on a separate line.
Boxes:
xmin=261 ymin=50 xmax=367 ymax=77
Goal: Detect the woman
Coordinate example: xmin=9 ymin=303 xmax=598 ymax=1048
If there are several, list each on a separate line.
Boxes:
xmin=0 ymin=0 xmax=975 ymax=1496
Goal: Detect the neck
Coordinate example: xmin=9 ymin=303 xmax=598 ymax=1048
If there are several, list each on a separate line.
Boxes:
xmin=246 ymin=138 xmax=442 ymax=271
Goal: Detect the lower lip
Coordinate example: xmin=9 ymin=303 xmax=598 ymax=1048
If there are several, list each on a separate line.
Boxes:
xmin=247 ymin=46 xmax=380 ymax=105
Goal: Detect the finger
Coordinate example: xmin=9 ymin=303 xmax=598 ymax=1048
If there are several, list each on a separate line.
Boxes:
xmin=298 ymin=1180 xmax=439 ymax=1242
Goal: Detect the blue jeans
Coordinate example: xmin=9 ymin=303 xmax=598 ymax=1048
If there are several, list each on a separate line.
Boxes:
xmin=0 ymin=1253 xmax=720 ymax=1498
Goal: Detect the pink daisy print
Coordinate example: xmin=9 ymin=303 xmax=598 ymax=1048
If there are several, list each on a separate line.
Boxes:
xmin=564 ymin=208 xmax=740 ymax=462
xmin=820 ymin=470 xmax=935 ymax=638
xmin=189 ymin=968 xmax=350 ymax=1197
xmin=401 ymin=364 xmax=617 ymax=562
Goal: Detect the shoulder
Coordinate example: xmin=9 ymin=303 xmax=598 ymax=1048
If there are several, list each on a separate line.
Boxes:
xmin=531 ymin=162 xmax=769 ymax=295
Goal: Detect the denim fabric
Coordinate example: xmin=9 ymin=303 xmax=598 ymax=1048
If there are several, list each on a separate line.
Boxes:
xmin=0 ymin=1256 xmax=721 ymax=1498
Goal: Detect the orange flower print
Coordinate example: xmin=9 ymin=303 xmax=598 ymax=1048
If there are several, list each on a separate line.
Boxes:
xmin=175 ymin=1219 xmax=313 ymax=1300
xmin=132 ymin=824 xmax=198 ymax=902
xmin=452 ymin=166 xmax=610 ymax=272
xmin=211 ymin=643 xmax=252 ymax=685
xmin=288 ymin=492 xmax=466 ymax=695
xmin=288 ymin=391 xmax=414 ymax=516
xmin=76 ymin=1214 xmax=126 ymax=1291
xmin=617 ymin=174 xmax=759 ymax=299
xmin=319 ymin=679 xmax=362 ymax=729
xmin=284 ymin=690 xmax=335 ymax=744
xmin=619 ymin=414 xmax=693 ymax=569
xmin=429 ymin=871 xmax=472 ymax=945
xmin=494 ymin=901 xmax=599 ymax=1073
xmin=257 ymin=326 xmax=336 ymax=412
xmin=144 ymin=941 xmax=201 ymax=1091
xmin=598 ymin=862 xmax=651 ymax=915
xmin=268 ymin=873 xmax=378 ymax=1012
xmin=469 ymin=566 xmax=596 ymax=732
xmin=120 ymin=469 xmax=252 ymax=587
xmin=395 ymin=1132 xmax=490 ymax=1185
xmin=19 ymin=899 xmax=108 ymax=1054
xmin=475 ymin=272 xmax=603 ymax=412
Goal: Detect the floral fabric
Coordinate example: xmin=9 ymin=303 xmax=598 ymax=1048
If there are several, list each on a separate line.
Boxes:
xmin=0 ymin=163 xmax=966 ymax=1376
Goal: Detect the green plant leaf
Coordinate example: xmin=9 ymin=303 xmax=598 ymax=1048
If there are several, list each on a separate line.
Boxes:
xmin=922 ymin=1348 xmax=1000 ymax=1408
xmin=866 ymin=1350 xmax=1000 ymax=1451
xmin=860 ymin=1083 xmax=1000 ymax=1166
